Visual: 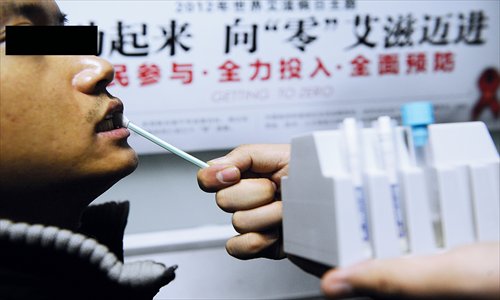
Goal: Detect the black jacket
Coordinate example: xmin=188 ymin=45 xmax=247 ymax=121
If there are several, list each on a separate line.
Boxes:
xmin=0 ymin=201 xmax=176 ymax=300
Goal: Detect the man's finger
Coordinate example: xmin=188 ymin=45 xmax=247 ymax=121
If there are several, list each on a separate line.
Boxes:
xmin=322 ymin=256 xmax=440 ymax=299
xmin=225 ymin=231 xmax=281 ymax=260
xmin=216 ymin=178 xmax=277 ymax=212
xmin=231 ymin=201 xmax=282 ymax=233
xmin=211 ymin=144 xmax=290 ymax=181
xmin=321 ymin=243 xmax=500 ymax=299
xmin=197 ymin=164 xmax=240 ymax=192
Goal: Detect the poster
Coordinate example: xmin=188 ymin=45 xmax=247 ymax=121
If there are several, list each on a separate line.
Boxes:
xmin=58 ymin=0 xmax=500 ymax=153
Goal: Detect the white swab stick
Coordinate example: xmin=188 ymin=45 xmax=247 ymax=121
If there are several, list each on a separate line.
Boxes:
xmin=121 ymin=115 xmax=209 ymax=169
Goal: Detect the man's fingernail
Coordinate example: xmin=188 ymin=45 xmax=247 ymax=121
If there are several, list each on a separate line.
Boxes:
xmin=323 ymin=282 xmax=352 ymax=297
xmin=216 ymin=167 xmax=239 ymax=184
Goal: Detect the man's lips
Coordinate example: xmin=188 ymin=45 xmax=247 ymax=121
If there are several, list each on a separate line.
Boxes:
xmin=95 ymin=100 xmax=124 ymax=133
xmin=96 ymin=127 xmax=130 ymax=139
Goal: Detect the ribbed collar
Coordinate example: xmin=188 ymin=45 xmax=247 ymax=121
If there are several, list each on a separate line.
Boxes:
xmin=0 ymin=201 xmax=176 ymax=299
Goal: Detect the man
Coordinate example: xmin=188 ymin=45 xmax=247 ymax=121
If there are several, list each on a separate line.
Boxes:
xmin=198 ymin=144 xmax=500 ymax=299
xmin=0 ymin=1 xmax=175 ymax=299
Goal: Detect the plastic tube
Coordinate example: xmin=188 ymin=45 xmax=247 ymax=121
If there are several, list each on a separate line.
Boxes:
xmin=341 ymin=118 xmax=371 ymax=254
xmin=375 ymin=116 xmax=408 ymax=252
xmin=401 ymin=102 xmax=442 ymax=247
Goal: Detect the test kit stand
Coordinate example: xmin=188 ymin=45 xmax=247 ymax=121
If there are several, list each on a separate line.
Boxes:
xmin=281 ymin=120 xmax=499 ymax=267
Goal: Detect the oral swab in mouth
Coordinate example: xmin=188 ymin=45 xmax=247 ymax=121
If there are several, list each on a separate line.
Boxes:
xmin=120 ymin=114 xmax=209 ymax=169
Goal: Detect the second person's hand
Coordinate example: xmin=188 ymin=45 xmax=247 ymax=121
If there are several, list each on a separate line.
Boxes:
xmin=197 ymin=144 xmax=290 ymax=260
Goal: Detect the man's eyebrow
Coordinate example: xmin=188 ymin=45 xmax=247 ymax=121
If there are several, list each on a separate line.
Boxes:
xmin=16 ymin=3 xmax=66 ymax=25
xmin=17 ymin=3 xmax=49 ymax=23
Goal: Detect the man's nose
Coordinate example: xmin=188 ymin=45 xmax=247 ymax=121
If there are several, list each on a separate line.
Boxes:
xmin=72 ymin=56 xmax=115 ymax=94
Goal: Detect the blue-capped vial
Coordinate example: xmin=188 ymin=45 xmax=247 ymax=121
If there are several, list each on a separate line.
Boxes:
xmin=401 ymin=101 xmax=435 ymax=148
xmin=401 ymin=101 xmax=442 ymax=247
xmin=401 ymin=101 xmax=434 ymax=166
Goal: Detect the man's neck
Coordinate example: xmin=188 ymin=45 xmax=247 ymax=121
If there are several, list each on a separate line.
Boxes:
xmin=0 ymin=189 xmax=94 ymax=230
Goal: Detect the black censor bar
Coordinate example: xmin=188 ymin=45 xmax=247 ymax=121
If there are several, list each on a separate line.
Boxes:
xmin=6 ymin=26 xmax=98 ymax=55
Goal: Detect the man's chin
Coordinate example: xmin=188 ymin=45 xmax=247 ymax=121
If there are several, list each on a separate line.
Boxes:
xmin=112 ymin=148 xmax=139 ymax=178
xmin=88 ymin=148 xmax=139 ymax=191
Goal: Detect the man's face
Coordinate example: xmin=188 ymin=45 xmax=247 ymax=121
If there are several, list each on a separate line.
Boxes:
xmin=0 ymin=1 xmax=138 ymax=194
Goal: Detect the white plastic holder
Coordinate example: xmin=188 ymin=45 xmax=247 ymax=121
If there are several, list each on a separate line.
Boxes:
xmin=281 ymin=131 xmax=369 ymax=267
xmin=398 ymin=167 xmax=437 ymax=255
xmin=468 ymin=163 xmax=500 ymax=242
xmin=362 ymin=170 xmax=401 ymax=259
xmin=432 ymin=165 xmax=475 ymax=248
xmin=427 ymin=121 xmax=500 ymax=247
xmin=282 ymin=121 xmax=499 ymax=266
xmin=361 ymin=128 xmax=401 ymax=259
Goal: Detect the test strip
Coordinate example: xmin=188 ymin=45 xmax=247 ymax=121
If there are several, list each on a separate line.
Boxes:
xmin=122 ymin=116 xmax=209 ymax=169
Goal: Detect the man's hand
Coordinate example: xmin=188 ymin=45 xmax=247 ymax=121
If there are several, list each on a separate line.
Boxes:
xmin=321 ymin=242 xmax=500 ymax=299
xmin=197 ymin=144 xmax=290 ymax=260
